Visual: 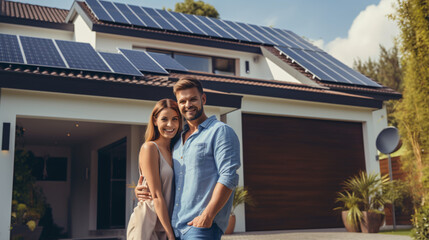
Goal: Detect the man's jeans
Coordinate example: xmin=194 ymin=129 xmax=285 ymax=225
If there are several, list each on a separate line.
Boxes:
xmin=178 ymin=224 xmax=223 ymax=240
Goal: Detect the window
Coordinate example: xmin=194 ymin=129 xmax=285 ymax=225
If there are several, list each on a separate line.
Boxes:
xmin=213 ymin=57 xmax=235 ymax=76
xmin=144 ymin=48 xmax=236 ymax=75
xmin=175 ymin=53 xmax=210 ymax=72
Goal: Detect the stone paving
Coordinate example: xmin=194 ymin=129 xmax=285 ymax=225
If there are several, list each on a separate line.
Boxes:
xmin=222 ymin=227 xmax=412 ymax=240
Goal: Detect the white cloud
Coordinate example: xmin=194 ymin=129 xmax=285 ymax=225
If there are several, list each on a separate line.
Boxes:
xmin=309 ymin=38 xmax=324 ymax=50
xmin=321 ymin=0 xmax=399 ymax=67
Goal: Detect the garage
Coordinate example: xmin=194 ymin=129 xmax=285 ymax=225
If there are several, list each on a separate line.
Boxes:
xmin=242 ymin=113 xmax=366 ymax=231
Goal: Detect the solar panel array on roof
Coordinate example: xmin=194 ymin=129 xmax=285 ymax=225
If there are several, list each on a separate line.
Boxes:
xmin=99 ymin=52 xmax=143 ymax=76
xmin=0 ymin=33 xmax=25 ymax=64
xmin=0 ymin=33 xmax=192 ymax=76
xmin=275 ymin=46 xmax=381 ymax=87
xmin=20 ymin=36 xmax=66 ymax=68
xmin=84 ymin=0 xmax=318 ymax=51
xmin=119 ymin=48 xmax=169 ymax=74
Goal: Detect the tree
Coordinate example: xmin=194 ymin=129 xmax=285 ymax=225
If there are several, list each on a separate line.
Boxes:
xmin=354 ymin=45 xmax=403 ymax=126
xmin=391 ymin=0 xmax=429 ymax=212
xmin=173 ymin=0 xmax=219 ymax=18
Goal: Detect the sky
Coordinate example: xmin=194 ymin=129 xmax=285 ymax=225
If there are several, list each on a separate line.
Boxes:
xmin=15 ymin=0 xmax=399 ymax=67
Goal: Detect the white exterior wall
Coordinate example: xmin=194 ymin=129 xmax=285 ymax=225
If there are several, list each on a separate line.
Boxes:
xmin=0 ymin=23 xmax=73 ymax=40
xmin=25 ymin=145 xmax=72 ymax=233
xmin=265 ymin=57 xmax=301 ymax=83
xmin=73 ymin=15 xmax=96 ymax=45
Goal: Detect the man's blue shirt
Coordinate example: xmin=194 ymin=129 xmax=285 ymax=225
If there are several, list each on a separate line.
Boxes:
xmin=171 ymin=115 xmax=241 ymax=237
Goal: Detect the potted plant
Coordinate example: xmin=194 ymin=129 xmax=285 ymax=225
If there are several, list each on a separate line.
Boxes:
xmin=334 ymin=190 xmax=362 ymax=232
xmin=225 ymin=186 xmax=254 ymax=234
xmin=334 ymin=171 xmax=391 ymax=233
xmin=10 ymin=149 xmax=46 ymax=240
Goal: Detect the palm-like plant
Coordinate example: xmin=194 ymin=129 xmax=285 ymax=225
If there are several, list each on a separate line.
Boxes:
xmin=343 ymin=171 xmax=390 ymax=213
xmin=231 ymin=186 xmax=254 ymax=215
xmin=334 ymin=171 xmax=392 ymax=231
xmin=334 ymin=190 xmax=363 ymax=227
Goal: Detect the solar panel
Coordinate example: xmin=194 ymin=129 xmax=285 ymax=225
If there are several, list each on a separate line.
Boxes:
xmin=20 ymin=36 xmax=66 ymax=68
xmin=141 ymin=7 xmax=177 ymax=31
xmin=187 ymin=14 xmax=221 ymax=37
xmin=315 ymin=51 xmax=381 ymax=87
xmin=147 ymin=52 xmax=188 ymax=72
xmin=99 ymin=52 xmax=143 ymax=76
xmin=169 ymin=11 xmax=207 ymax=35
xmin=222 ymin=20 xmax=262 ymax=43
xmin=280 ymin=30 xmax=320 ymax=51
xmin=234 ymin=22 xmax=277 ymax=45
xmin=276 ymin=46 xmax=381 ymax=87
xmin=210 ymin=18 xmax=250 ymax=42
xmin=0 ymin=33 xmax=24 ymax=64
xmin=155 ymin=9 xmax=192 ymax=33
xmin=128 ymin=5 xmax=160 ymax=29
xmin=119 ymin=48 xmax=168 ymax=74
xmin=85 ymin=0 xmax=114 ymax=22
xmin=98 ymin=0 xmax=130 ymax=24
xmin=195 ymin=16 xmax=235 ymax=40
xmin=56 ymin=40 xmax=111 ymax=72
xmin=113 ymin=2 xmax=145 ymax=26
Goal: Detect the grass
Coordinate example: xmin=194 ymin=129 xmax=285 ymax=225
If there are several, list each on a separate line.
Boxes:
xmin=379 ymin=229 xmax=412 ymax=236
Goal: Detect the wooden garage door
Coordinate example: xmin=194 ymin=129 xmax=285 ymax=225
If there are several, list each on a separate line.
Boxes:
xmin=242 ymin=113 xmax=366 ymax=231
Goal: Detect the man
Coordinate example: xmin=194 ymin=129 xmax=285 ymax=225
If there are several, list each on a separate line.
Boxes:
xmin=136 ymin=78 xmax=241 ymax=239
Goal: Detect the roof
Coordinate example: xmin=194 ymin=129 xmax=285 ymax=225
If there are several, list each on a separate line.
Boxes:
xmin=0 ymin=0 xmax=73 ymax=30
xmin=263 ymin=46 xmax=402 ymax=100
xmin=0 ymin=62 xmax=382 ymax=109
xmin=0 ymin=63 xmax=241 ymax=108
xmin=0 ymin=0 xmax=400 ymax=108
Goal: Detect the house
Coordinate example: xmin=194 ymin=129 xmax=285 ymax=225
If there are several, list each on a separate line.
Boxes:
xmin=0 ymin=0 xmax=401 ymax=239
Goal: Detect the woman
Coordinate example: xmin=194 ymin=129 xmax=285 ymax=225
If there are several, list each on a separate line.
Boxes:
xmin=132 ymin=99 xmax=182 ymax=240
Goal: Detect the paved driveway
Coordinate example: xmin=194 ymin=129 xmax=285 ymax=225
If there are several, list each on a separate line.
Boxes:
xmin=222 ymin=228 xmax=411 ymax=240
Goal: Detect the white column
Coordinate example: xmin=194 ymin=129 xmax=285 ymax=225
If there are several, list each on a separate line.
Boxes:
xmin=225 ymin=109 xmax=245 ymax=232
xmin=0 ymin=90 xmax=16 ymax=240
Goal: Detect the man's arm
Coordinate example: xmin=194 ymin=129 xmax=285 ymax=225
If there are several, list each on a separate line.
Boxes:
xmin=187 ymin=183 xmax=232 ymax=227
xmin=188 ymin=125 xmax=241 ymax=228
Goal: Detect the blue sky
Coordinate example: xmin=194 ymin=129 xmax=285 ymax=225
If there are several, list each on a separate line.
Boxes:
xmin=17 ymin=0 xmax=378 ymax=42
xmin=16 ymin=0 xmax=398 ymax=66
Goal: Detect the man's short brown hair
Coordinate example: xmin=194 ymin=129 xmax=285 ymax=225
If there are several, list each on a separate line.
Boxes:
xmin=173 ymin=77 xmax=204 ymax=95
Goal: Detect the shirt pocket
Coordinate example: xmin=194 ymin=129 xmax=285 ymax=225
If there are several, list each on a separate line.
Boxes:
xmin=195 ymin=143 xmax=206 ymax=160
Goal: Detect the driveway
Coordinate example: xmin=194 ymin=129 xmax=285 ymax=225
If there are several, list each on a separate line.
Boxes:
xmin=222 ymin=228 xmax=411 ymax=240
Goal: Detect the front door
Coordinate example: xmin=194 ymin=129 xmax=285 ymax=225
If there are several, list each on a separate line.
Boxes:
xmin=97 ymin=138 xmax=127 ymax=229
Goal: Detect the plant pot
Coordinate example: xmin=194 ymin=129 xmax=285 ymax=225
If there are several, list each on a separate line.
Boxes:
xmin=360 ymin=211 xmax=384 ymax=233
xmin=341 ymin=211 xmax=361 ymax=232
xmin=225 ymin=214 xmax=236 ymax=234
xmin=11 ymin=225 xmax=43 ymax=240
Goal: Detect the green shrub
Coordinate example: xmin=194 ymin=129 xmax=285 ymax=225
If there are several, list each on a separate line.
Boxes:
xmin=412 ymin=206 xmax=429 ymax=240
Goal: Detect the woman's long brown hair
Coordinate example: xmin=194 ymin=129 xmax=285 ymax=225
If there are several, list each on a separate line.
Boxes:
xmin=144 ymin=99 xmax=182 ymax=148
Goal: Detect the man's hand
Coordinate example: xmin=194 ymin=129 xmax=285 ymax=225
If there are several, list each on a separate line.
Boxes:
xmin=187 ymin=213 xmax=214 ymax=228
xmin=135 ymin=175 xmax=152 ymax=201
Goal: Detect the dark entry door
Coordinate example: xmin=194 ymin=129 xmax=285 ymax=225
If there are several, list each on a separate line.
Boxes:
xmin=97 ymin=138 xmax=127 ymax=229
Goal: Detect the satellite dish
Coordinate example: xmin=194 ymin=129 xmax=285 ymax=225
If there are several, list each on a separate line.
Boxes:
xmin=376 ymin=127 xmax=401 ymax=154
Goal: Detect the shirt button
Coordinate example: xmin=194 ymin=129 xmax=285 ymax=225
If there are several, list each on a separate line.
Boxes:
xmin=176 ymin=203 xmax=179 ymax=206
xmin=178 ymin=187 xmax=181 ymax=190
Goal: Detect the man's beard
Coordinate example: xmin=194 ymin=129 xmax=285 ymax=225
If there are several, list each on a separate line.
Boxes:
xmin=185 ymin=106 xmax=204 ymax=121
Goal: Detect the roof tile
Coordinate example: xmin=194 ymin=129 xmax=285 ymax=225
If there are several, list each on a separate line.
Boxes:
xmin=1 ymin=0 xmax=68 ymax=23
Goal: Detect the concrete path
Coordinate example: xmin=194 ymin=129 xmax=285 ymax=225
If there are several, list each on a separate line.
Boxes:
xmin=222 ymin=227 xmax=412 ymax=240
